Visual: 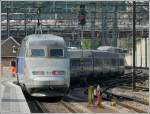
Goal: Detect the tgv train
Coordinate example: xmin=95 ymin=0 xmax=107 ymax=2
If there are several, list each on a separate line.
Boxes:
xmin=68 ymin=47 xmax=125 ymax=84
xmin=17 ymin=34 xmax=70 ymax=97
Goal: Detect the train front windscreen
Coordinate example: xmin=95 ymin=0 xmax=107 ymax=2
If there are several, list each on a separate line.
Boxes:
xmin=31 ymin=49 xmax=45 ymax=57
xmin=48 ymin=49 xmax=64 ymax=57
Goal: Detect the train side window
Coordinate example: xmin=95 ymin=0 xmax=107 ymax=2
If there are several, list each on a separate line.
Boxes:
xmin=115 ymin=59 xmax=117 ymax=66
xmin=100 ymin=58 xmax=103 ymax=66
xmin=116 ymin=59 xmax=119 ymax=66
xmin=71 ymin=59 xmax=80 ymax=67
xmin=95 ymin=58 xmax=100 ymax=66
xmin=120 ymin=59 xmax=124 ymax=65
xmin=103 ymin=58 xmax=106 ymax=66
xmin=122 ymin=59 xmax=124 ymax=65
xmin=112 ymin=59 xmax=116 ymax=66
xmin=83 ymin=58 xmax=92 ymax=66
xmin=105 ymin=58 xmax=109 ymax=66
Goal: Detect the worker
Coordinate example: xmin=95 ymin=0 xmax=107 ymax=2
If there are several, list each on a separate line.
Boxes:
xmin=95 ymin=85 xmax=103 ymax=107
xmin=9 ymin=61 xmax=16 ymax=77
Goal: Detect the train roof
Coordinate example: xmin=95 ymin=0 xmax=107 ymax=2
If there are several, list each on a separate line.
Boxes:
xmin=67 ymin=47 xmax=79 ymax=50
xmin=68 ymin=49 xmax=120 ymax=58
xmin=97 ymin=46 xmax=124 ymax=53
xmin=23 ymin=34 xmax=66 ymax=48
xmin=24 ymin=34 xmax=64 ymax=42
xmin=68 ymin=49 xmax=116 ymax=53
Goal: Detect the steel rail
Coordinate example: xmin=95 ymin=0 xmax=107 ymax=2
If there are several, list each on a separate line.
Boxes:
xmin=115 ymin=100 xmax=147 ymax=113
xmin=34 ymin=100 xmax=49 ymax=113
xmin=101 ymin=71 xmax=149 ymax=105
xmin=60 ymin=100 xmax=77 ymax=113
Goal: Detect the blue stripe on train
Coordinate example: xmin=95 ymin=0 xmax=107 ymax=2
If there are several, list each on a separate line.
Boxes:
xmin=17 ymin=57 xmax=25 ymax=74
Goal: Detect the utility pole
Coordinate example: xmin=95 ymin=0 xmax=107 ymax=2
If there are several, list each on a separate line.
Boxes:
xmin=132 ymin=1 xmax=136 ymax=90
xmin=81 ymin=26 xmax=84 ymax=48
xmin=79 ymin=4 xmax=86 ymax=48
xmin=112 ymin=4 xmax=118 ymax=47
xmin=78 ymin=4 xmax=86 ymax=85
xmin=35 ymin=7 xmax=42 ymax=34
xmin=91 ymin=3 xmax=96 ymax=49
xmin=24 ymin=11 xmax=27 ymax=36
xmin=101 ymin=5 xmax=108 ymax=46
xmin=140 ymin=38 xmax=142 ymax=67
xmin=6 ymin=3 xmax=10 ymax=38
xmin=145 ymin=36 xmax=147 ymax=67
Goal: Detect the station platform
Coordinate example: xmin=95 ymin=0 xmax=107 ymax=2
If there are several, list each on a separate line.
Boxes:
xmin=0 ymin=67 xmax=30 ymax=113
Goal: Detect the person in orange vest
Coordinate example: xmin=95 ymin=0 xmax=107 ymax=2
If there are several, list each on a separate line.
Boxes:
xmin=9 ymin=61 xmax=16 ymax=77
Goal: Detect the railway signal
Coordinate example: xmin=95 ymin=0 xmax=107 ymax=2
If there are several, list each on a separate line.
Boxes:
xmin=79 ymin=4 xmax=86 ymax=26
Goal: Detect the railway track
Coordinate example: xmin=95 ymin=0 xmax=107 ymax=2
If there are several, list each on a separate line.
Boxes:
xmin=125 ymin=66 xmax=149 ymax=70
xmin=40 ymin=99 xmax=78 ymax=113
xmin=22 ymin=90 xmax=48 ymax=113
xmin=120 ymin=85 xmax=149 ymax=91
xmin=99 ymin=72 xmax=149 ymax=113
xmin=33 ymin=94 xmax=93 ymax=113
xmin=100 ymin=71 xmax=149 ymax=106
xmin=24 ymin=94 xmax=78 ymax=113
xmin=22 ymin=70 xmax=148 ymax=113
xmin=111 ymin=99 xmax=148 ymax=113
xmin=24 ymin=92 xmax=82 ymax=113
xmin=60 ymin=100 xmax=77 ymax=113
xmin=103 ymin=87 xmax=148 ymax=105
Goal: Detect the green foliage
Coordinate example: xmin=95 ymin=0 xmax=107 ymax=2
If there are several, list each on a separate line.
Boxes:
xmin=82 ymin=38 xmax=101 ymax=49
xmin=95 ymin=39 xmax=101 ymax=48
xmin=82 ymin=39 xmax=91 ymax=49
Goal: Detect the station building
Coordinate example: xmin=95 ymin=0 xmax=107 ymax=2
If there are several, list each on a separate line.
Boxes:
xmin=1 ymin=36 xmax=20 ymax=66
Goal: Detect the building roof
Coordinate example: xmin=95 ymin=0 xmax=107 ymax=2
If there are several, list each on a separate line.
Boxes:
xmin=1 ymin=40 xmax=5 ymax=44
xmin=1 ymin=36 xmax=20 ymax=46
xmin=1 ymin=36 xmax=20 ymax=57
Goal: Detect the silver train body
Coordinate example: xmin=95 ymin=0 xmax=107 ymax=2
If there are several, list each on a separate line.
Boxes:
xmin=17 ymin=34 xmax=70 ymax=97
xmin=68 ymin=49 xmax=125 ymax=83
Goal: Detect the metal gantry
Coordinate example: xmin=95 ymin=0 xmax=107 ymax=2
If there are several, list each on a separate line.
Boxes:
xmin=1 ymin=1 xmax=149 ymax=47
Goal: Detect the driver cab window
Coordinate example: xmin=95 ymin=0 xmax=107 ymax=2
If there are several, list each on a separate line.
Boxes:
xmin=30 ymin=49 xmax=45 ymax=57
xmin=48 ymin=49 xmax=64 ymax=57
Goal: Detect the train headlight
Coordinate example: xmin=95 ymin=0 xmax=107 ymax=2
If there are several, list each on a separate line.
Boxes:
xmin=52 ymin=70 xmax=65 ymax=75
xmin=32 ymin=71 xmax=45 ymax=75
